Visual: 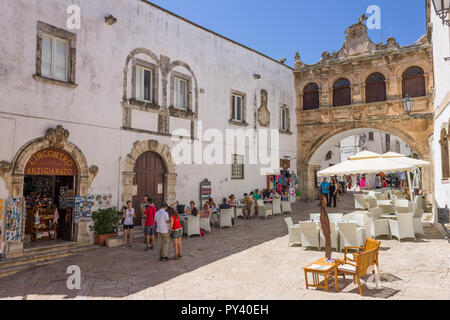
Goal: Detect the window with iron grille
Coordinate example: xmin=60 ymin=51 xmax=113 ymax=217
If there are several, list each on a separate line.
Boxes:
xmin=369 ymin=132 xmax=374 ymax=141
xmin=231 ymin=154 xmax=244 ymax=180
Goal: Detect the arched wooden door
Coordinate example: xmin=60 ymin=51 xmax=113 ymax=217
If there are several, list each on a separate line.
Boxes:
xmin=132 ymin=152 xmax=166 ymax=226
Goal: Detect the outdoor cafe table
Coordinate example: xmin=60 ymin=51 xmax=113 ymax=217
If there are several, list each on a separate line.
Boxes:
xmin=304 ymin=258 xmax=338 ymax=292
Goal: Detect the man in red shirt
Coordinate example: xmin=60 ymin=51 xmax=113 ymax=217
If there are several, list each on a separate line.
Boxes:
xmin=143 ymin=196 xmax=157 ymax=250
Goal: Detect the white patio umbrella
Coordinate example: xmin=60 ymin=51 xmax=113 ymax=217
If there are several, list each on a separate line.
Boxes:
xmin=381 ymin=152 xmax=431 ymax=207
xmin=317 ymin=151 xmax=415 ymax=177
xmin=381 ymin=152 xmax=430 ymax=168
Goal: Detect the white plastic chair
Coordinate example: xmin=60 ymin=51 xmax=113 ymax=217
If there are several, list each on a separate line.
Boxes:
xmin=219 ymin=209 xmax=234 ymax=229
xmin=388 ymin=212 xmax=415 ymax=241
xmin=354 ymin=194 xmax=368 ymax=210
xmin=272 ymin=199 xmax=282 ymax=216
xmin=285 ymin=218 xmax=302 ymax=247
xmin=380 ymin=204 xmax=396 ymax=214
xmin=319 ymin=222 xmax=339 ymax=251
xmin=366 ymin=197 xmax=378 ymax=209
xmin=299 ymin=221 xmax=320 ymax=250
xmin=249 ymin=203 xmax=255 ymax=218
xmin=413 ymin=209 xmax=425 ymax=236
xmin=289 ymin=195 xmax=296 ymax=203
xmin=338 ymin=222 xmax=365 ymax=252
xmin=186 ymin=216 xmax=201 ymax=238
xmin=235 ymin=205 xmax=245 ymax=220
xmin=200 ymin=214 xmax=212 ymax=233
xmin=257 ymin=200 xmax=272 ymax=219
xmin=344 ymin=213 xmax=366 ymax=227
xmin=365 ymin=216 xmax=390 ymax=239
xmin=281 ymin=201 xmax=292 ymax=214
xmin=309 ymin=213 xmax=320 ymax=222
xmin=210 ymin=212 xmax=219 ymax=227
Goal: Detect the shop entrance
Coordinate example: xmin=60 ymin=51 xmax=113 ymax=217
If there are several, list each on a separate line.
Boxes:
xmin=22 ymin=148 xmax=78 ymax=246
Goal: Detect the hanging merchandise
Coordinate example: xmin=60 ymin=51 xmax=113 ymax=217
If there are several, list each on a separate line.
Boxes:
xmin=5 ymin=198 xmax=24 ymax=242
xmin=74 ymin=196 xmax=93 ymax=224
xmin=0 ymin=199 xmax=3 ymax=222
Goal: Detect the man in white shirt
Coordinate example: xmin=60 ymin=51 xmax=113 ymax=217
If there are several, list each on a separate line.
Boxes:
xmin=154 ymin=203 xmax=170 ymax=261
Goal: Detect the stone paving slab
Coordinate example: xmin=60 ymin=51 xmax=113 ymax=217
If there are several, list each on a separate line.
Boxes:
xmin=0 ymin=193 xmax=448 ymax=300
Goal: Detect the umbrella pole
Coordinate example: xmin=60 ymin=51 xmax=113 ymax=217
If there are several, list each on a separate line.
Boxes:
xmin=407 ymin=171 xmax=416 ymax=212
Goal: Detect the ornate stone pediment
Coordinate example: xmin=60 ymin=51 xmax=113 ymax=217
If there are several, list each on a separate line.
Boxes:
xmin=45 ymin=125 xmax=70 ymax=148
xmin=336 ymin=15 xmax=376 ymax=58
xmin=258 ymin=89 xmax=271 ymax=127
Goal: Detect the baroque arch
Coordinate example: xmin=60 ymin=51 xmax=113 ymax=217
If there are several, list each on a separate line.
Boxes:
xmin=0 ymin=125 xmax=98 ymax=197
xmin=297 ymin=120 xmax=433 ymax=202
xmin=122 ymin=140 xmax=177 ymax=206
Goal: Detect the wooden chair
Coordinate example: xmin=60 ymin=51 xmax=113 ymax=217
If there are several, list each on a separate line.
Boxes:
xmin=336 ymin=248 xmax=379 ymax=296
xmin=344 ymin=238 xmax=381 ymax=268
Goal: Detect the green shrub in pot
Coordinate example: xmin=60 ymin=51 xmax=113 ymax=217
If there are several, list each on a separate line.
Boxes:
xmin=90 ymin=207 xmax=122 ymax=235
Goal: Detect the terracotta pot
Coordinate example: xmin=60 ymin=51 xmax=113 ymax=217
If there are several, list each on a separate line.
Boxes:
xmin=95 ymin=233 xmax=118 ymax=246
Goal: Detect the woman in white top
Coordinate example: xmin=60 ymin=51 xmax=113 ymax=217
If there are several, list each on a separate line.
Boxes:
xmin=122 ymin=201 xmax=135 ymax=248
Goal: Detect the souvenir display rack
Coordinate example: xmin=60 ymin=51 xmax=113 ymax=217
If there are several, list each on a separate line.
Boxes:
xmin=5 ymin=198 xmax=25 ymax=242
xmin=31 ymin=205 xmax=57 ymax=241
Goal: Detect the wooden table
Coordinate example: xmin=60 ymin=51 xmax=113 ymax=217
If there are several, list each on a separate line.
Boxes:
xmin=304 ymin=258 xmax=338 ymax=292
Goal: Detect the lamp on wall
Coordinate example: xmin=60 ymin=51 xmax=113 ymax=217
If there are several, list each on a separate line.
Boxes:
xmin=432 ymin=0 xmax=450 ymax=26
xmin=403 ymin=94 xmax=414 ymax=114
xmin=105 ymin=14 xmax=117 ymax=25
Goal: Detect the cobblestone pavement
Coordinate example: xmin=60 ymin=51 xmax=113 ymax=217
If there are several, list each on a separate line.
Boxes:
xmin=0 ymin=193 xmax=449 ymax=300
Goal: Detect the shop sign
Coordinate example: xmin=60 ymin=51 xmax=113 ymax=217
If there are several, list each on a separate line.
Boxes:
xmin=25 ymin=148 xmax=77 ymax=176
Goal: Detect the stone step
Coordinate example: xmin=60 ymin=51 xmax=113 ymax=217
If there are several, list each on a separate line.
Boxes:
xmin=21 ymin=242 xmax=85 ymax=257
xmin=0 ymin=244 xmax=94 ymax=278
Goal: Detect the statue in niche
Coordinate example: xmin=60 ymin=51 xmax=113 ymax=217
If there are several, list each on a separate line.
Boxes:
xmin=258 ymin=89 xmax=271 ymax=127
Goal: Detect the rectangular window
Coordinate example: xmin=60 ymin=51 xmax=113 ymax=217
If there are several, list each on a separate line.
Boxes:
xmin=369 ymin=132 xmax=374 ymax=141
xmin=232 ymin=94 xmax=244 ymax=122
xmin=136 ymin=66 xmax=153 ymax=102
xmin=386 ymin=134 xmax=391 ymax=152
xmin=281 ymin=108 xmax=288 ymax=131
xmin=174 ymin=77 xmax=188 ymax=110
xmin=231 ymin=154 xmax=244 ymax=180
xmin=41 ymin=34 xmax=68 ymax=82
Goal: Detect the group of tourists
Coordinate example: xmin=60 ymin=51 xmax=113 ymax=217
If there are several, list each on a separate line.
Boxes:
xmin=319 ymin=177 xmax=343 ymax=208
xmin=122 ymin=196 xmax=183 ymax=262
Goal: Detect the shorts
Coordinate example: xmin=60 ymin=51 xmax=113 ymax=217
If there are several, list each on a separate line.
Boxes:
xmin=123 ymin=224 xmax=134 ymax=230
xmin=144 ymin=225 xmax=155 ymax=236
xmin=170 ymin=229 xmax=183 ymax=239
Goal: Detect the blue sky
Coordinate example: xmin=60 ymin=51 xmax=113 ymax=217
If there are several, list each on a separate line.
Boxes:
xmin=148 ymin=0 xmax=426 ymax=67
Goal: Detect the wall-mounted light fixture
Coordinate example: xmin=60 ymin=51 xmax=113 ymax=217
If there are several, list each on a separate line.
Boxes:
xmin=403 ymin=94 xmax=414 ymax=114
xmin=432 ymin=0 xmax=450 ymax=26
xmin=105 ymin=14 xmax=117 ymax=25
xmin=253 ymin=74 xmax=261 ymax=80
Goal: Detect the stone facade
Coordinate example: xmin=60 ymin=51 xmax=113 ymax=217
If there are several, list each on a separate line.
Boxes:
xmin=0 ymin=0 xmax=297 ymax=256
xmin=294 ymin=17 xmax=434 ymax=201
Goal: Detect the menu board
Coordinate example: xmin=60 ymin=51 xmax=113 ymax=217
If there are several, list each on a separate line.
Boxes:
xmin=74 ymin=196 xmax=93 ymax=223
xmin=5 ymin=198 xmax=24 ymax=242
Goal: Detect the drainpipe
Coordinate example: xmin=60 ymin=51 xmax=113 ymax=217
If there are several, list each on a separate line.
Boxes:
xmin=117 ymin=156 xmax=121 ymax=209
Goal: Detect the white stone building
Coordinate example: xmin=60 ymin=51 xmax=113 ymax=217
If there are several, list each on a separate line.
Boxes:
xmin=0 ymin=0 xmax=296 ymax=255
xmin=430 ymin=1 xmax=450 ymax=222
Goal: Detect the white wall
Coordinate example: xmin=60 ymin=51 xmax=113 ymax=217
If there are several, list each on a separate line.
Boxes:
xmin=431 ymin=6 xmax=450 ymax=211
xmin=0 ymin=0 xmax=297 ymax=207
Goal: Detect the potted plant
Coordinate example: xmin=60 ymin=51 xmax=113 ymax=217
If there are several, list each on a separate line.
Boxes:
xmin=90 ymin=207 xmax=122 ymax=246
